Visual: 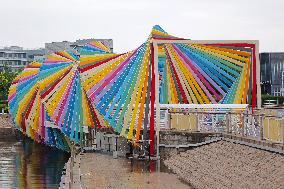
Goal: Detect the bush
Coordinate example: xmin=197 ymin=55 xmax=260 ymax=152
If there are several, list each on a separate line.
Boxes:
xmin=0 ymin=66 xmax=18 ymax=101
xmin=261 ymin=94 xmax=284 ymax=104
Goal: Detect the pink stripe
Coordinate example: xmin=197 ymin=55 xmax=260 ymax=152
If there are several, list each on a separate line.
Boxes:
xmin=18 ymin=74 xmax=37 ymax=83
xmin=93 ymin=70 xmax=122 ymax=104
xmin=172 ymin=45 xmax=218 ymax=103
xmin=52 ymin=72 xmax=76 ymax=120
xmin=41 ymin=103 xmax=46 ymax=141
xmin=57 ymin=75 xmax=76 ymax=127
xmin=8 ymin=93 xmax=16 ymax=102
xmin=88 ymin=50 xmax=137 ymax=100
xmin=44 ymin=60 xmax=71 ymax=64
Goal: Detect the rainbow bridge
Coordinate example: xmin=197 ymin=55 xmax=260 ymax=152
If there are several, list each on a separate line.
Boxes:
xmin=8 ymin=25 xmax=260 ymax=155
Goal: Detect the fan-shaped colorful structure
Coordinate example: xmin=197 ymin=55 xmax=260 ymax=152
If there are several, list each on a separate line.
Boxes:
xmin=8 ymin=25 xmax=260 ymax=155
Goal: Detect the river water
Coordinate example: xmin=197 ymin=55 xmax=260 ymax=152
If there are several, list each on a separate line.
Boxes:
xmin=0 ymin=137 xmax=70 ymax=189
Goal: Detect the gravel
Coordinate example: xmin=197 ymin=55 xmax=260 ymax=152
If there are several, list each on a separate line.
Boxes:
xmin=164 ymin=141 xmax=284 ymax=189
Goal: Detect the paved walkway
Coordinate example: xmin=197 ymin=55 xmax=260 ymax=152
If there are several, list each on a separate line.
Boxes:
xmin=76 ymin=153 xmax=191 ymax=189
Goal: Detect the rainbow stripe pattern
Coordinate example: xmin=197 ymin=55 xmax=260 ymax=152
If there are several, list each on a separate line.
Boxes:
xmin=8 ymin=26 xmax=258 ymax=154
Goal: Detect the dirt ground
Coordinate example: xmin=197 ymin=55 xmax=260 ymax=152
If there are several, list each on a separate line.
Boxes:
xmin=164 ymin=141 xmax=284 ymax=189
xmin=79 ymin=153 xmax=191 ymax=189
xmin=0 ymin=115 xmax=12 ymax=128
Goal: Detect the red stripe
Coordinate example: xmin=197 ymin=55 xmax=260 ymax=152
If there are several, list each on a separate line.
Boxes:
xmin=205 ymin=43 xmax=257 ymax=108
xmin=152 ymin=37 xmax=184 ymax=40
xmin=83 ymin=91 xmax=101 ymax=128
xmin=54 ymin=74 xmax=76 ymax=124
xmin=92 ymin=108 xmax=101 ymax=128
xmin=173 ymin=45 xmax=222 ymax=101
xmin=41 ymin=67 xmax=72 ymax=99
xmin=251 ymin=45 xmax=257 ymax=110
xmin=204 ymin=43 xmax=255 ymax=48
xmin=21 ymin=115 xmax=26 ymax=134
xmin=27 ymin=65 xmax=41 ymax=68
xmin=41 ymin=103 xmax=45 ymax=139
xmin=165 ymin=48 xmax=188 ymax=103
xmin=149 ymin=44 xmax=155 ymax=156
xmin=24 ymin=90 xmax=38 ymax=119
xmin=54 ymin=52 xmax=74 ymax=61
xmin=78 ymin=54 xmax=124 ymax=73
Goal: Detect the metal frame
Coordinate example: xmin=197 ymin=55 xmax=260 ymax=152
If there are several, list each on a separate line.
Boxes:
xmin=152 ymin=40 xmax=261 ymax=158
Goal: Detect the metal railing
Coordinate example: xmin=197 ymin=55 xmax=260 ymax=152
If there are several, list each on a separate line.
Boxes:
xmin=163 ymin=109 xmax=284 ymax=144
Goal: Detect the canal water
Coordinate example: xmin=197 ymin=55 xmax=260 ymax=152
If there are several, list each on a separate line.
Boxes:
xmin=0 ymin=137 xmax=70 ymax=189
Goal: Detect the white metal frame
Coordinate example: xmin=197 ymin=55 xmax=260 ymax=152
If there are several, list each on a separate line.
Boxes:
xmin=152 ymin=40 xmax=261 ymax=158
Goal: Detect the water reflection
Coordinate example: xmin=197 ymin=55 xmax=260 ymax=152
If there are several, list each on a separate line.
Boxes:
xmin=0 ymin=137 xmax=70 ymax=189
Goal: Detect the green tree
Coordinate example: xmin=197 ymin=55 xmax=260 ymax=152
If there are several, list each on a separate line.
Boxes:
xmin=0 ymin=66 xmax=18 ymax=102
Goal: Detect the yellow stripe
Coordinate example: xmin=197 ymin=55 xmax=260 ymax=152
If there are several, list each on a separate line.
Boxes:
xmin=167 ymin=45 xmax=209 ymax=103
xmin=167 ymin=50 xmax=197 ymax=103
xmin=190 ymin=44 xmax=245 ymax=66
xmin=121 ymin=48 xmax=149 ymax=139
xmin=128 ymin=45 xmax=150 ymax=139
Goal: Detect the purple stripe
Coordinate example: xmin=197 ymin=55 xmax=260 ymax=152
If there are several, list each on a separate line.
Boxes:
xmin=88 ymin=50 xmax=137 ymax=101
xmin=172 ymin=45 xmax=218 ymax=103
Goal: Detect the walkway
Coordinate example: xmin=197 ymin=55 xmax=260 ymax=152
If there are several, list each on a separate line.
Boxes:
xmin=75 ymin=153 xmax=191 ymax=189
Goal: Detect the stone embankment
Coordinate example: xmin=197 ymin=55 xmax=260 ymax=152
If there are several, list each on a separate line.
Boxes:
xmin=59 ymin=153 xmax=82 ymax=189
xmin=164 ymin=141 xmax=284 ymax=189
xmin=0 ymin=115 xmax=15 ymax=140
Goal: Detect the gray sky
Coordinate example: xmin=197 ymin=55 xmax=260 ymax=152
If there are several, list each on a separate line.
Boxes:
xmin=1 ymin=0 xmax=283 ymax=53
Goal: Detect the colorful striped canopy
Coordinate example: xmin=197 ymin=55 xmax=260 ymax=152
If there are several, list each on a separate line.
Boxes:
xmin=8 ymin=25 xmax=258 ymax=154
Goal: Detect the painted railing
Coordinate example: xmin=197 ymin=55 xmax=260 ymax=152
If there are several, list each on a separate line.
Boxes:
xmin=162 ymin=109 xmax=284 ymax=144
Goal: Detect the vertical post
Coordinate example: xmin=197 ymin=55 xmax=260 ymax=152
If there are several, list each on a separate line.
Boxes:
xmin=267 ymin=117 xmax=270 ymax=141
xmin=255 ymin=41 xmax=261 ymax=109
xmin=251 ymin=45 xmax=256 ymax=110
xmin=226 ymin=113 xmax=229 ymax=133
xmin=195 ymin=111 xmax=199 ymax=131
xmin=165 ymin=109 xmax=169 ymax=129
xmin=169 ymin=111 xmax=172 ymax=130
xmin=261 ymin=114 xmax=264 ymax=140
xmin=149 ymin=43 xmax=155 ymax=156
xmin=242 ymin=113 xmax=245 ymax=136
xmin=228 ymin=112 xmax=231 ymax=133
xmin=70 ymin=141 xmax=74 ymax=188
xmin=153 ymin=41 xmax=160 ymax=159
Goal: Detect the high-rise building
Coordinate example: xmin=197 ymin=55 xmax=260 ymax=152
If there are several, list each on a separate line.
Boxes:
xmin=260 ymin=52 xmax=284 ymax=96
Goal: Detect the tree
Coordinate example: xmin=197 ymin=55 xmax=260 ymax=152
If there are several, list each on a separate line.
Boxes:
xmin=0 ymin=65 xmax=18 ymax=101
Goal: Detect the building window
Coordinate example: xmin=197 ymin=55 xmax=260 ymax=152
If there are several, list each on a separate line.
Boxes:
xmin=23 ymin=54 xmax=26 ymax=58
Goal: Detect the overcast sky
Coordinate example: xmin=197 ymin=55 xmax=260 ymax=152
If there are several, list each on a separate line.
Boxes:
xmin=1 ymin=0 xmax=283 ymax=53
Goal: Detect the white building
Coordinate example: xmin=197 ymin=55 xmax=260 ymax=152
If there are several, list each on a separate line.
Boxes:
xmin=0 ymin=46 xmax=45 ymax=72
xmin=0 ymin=46 xmax=28 ymax=72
